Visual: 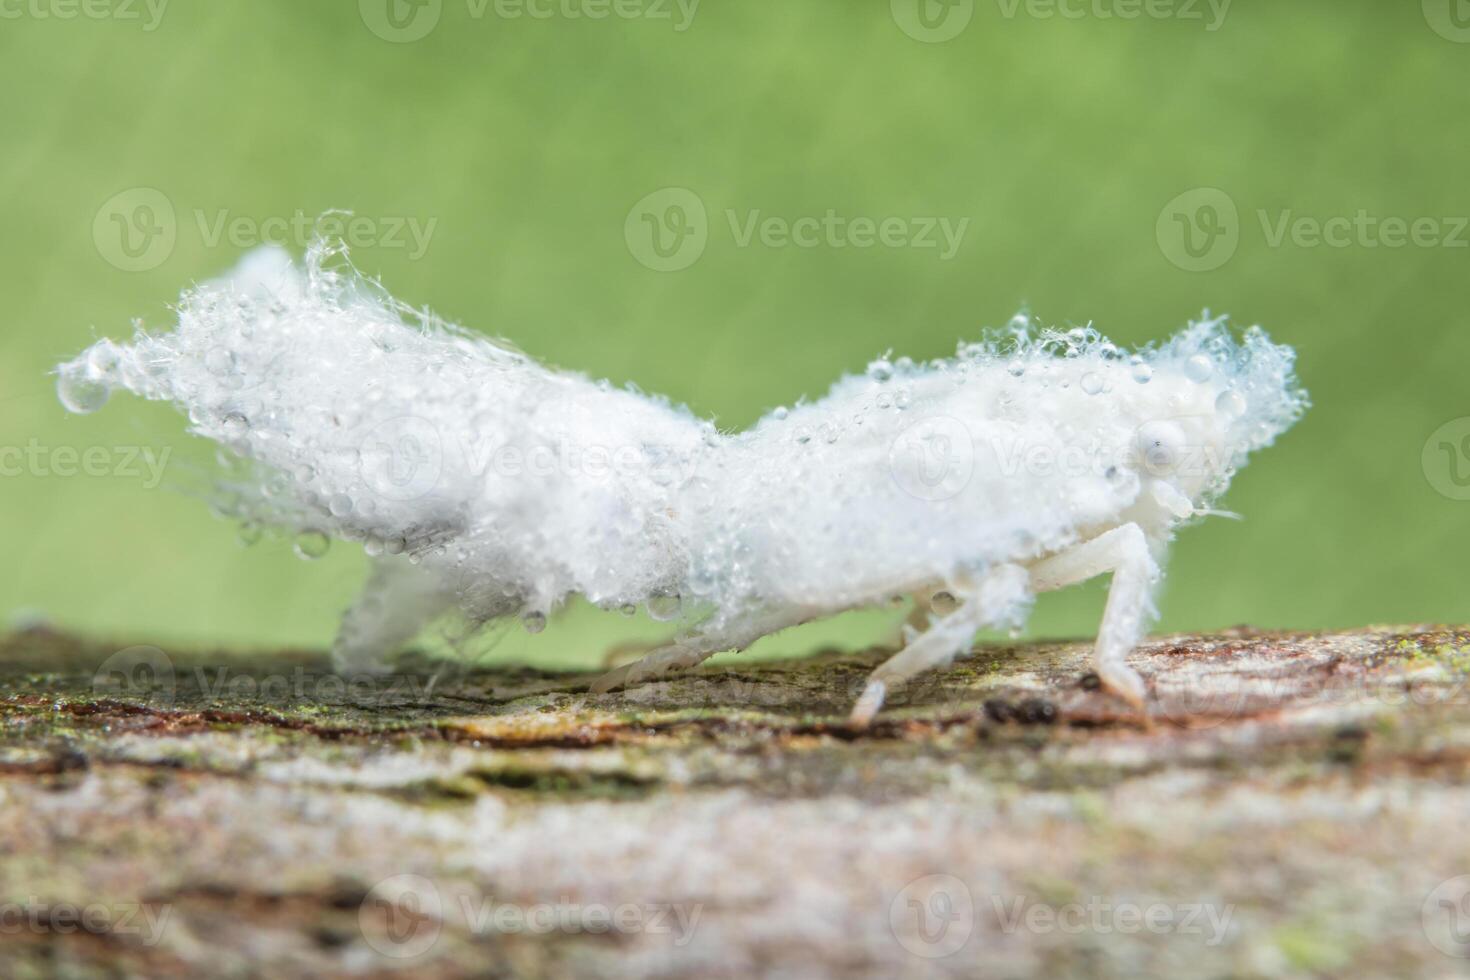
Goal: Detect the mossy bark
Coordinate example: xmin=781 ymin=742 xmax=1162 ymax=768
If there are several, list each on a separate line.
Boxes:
xmin=2 ymin=624 xmax=1470 ymax=978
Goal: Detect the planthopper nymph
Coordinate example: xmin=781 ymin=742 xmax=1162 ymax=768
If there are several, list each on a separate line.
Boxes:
xmin=57 ymin=242 xmax=1308 ymax=725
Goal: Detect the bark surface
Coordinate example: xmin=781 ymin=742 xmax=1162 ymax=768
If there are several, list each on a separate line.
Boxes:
xmin=2 ymin=624 xmax=1469 ymax=978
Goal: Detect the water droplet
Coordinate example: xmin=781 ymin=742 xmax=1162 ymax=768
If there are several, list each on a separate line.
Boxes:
xmin=363 ymin=535 xmax=385 ymax=557
xmin=1215 ymin=389 xmax=1247 ymax=419
xmin=1006 ymin=360 xmax=1025 ymax=377
xmin=1131 ymin=362 xmax=1153 ymax=384
xmin=647 ymin=593 xmax=682 ymax=621
xmin=1184 ymin=354 xmax=1214 ymax=383
xmin=293 ymin=530 xmax=330 ymax=561
xmin=57 ymin=373 xmax=110 ymax=415
xmin=931 ymin=590 xmax=959 ymax=615
xmin=894 ymin=389 xmax=912 ymax=410
xmin=867 ymin=359 xmax=894 ymax=382
xmin=328 ymin=494 xmax=354 ymax=518
xmin=619 ymin=603 xmax=637 ymax=617
xmin=522 ymin=611 xmax=547 ymax=634
xmin=771 ymin=406 xmax=789 ymax=421
xmin=86 ymin=342 xmax=120 ymax=375
xmin=204 ymin=348 xmax=237 ymax=376
xmin=221 ymin=413 xmax=250 ymax=439
xmin=1080 ymin=372 xmax=1104 ymax=395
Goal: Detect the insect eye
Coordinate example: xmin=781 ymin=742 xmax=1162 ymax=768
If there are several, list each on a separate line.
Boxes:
xmin=1136 ymin=421 xmax=1185 ymax=474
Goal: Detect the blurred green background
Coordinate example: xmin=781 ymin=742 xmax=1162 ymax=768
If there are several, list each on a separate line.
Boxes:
xmin=2 ymin=0 xmax=1467 ymax=666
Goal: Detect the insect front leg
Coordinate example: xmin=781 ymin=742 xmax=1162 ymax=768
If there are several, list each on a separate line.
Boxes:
xmin=849 ymin=564 xmax=1031 ymax=728
xmin=1026 ymin=523 xmax=1160 ymax=709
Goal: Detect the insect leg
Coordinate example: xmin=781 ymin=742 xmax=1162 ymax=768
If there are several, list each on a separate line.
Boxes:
xmin=589 ymin=639 xmax=719 ymax=694
xmin=1026 ymin=523 xmax=1159 ymax=709
xmin=331 ymin=558 xmax=454 ymax=674
xmin=849 ymin=564 xmax=1031 ymax=728
xmin=589 ymin=607 xmax=813 ymax=694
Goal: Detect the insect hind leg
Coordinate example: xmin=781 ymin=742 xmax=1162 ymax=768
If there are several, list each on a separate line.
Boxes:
xmin=589 ymin=607 xmax=811 ymax=695
xmin=332 ymin=558 xmax=454 ymax=674
xmin=849 ymin=564 xmax=1032 ymax=728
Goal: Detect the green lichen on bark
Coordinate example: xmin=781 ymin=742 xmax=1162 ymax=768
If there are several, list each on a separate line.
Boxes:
xmin=2 ymin=624 xmax=1470 ymax=978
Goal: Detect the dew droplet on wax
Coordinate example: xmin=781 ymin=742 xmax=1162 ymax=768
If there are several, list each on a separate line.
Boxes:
xmin=86 ymin=341 xmax=120 ymax=375
xmin=647 ymin=593 xmax=682 ymax=621
xmin=221 ymin=413 xmax=250 ymax=439
xmin=866 ymin=359 xmax=894 ymax=382
xmin=328 ymin=494 xmax=355 ymax=518
xmin=1184 ymin=354 xmax=1214 ymax=383
xmin=293 ymin=530 xmax=330 ymax=561
xmin=1131 ymin=362 xmax=1153 ymax=384
xmin=522 ymin=611 xmax=547 ymax=634
xmin=1080 ymin=372 xmax=1104 ymax=395
xmin=204 ymin=348 xmax=237 ymax=376
xmin=931 ymin=590 xmax=959 ymax=614
xmin=1215 ymin=389 xmax=1247 ymax=419
xmin=57 ymin=374 xmax=110 ymax=415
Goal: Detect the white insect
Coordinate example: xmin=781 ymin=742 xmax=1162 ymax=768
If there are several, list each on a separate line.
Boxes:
xmin=57 ymin=243 xmax=1307 ymax=725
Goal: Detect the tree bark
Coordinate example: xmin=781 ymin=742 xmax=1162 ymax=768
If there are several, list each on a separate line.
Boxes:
xmin=2 ymin=624 xmax=1469 ymax=978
